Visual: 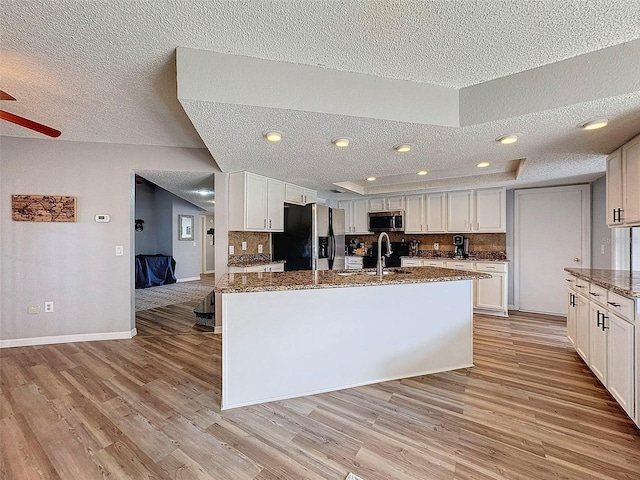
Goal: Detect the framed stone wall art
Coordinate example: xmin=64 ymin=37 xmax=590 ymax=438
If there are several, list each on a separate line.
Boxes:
xmin=11 ymin=194 xmax=77 ymax=222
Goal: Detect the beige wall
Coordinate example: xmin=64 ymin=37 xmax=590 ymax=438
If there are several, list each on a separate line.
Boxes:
xmin=0 ymin=137 xmax=215 ymax=345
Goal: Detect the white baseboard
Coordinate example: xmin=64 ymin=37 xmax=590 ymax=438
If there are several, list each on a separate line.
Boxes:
xmin=0 ymin=328 xmax=137 ymax=349
xmin=201 ymin=270 xmax=215 ymax=274
xmin=214 ymin=325 xmax=222 ymax=334
xmin=177 ymin=276 xmax=201 ymax=283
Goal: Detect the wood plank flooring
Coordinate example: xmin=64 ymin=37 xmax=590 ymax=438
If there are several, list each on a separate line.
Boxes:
xmin=1 ymin=311 xmax=639 ymax=479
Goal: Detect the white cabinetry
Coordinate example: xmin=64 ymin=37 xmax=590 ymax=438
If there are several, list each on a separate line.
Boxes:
xmin=440 ymin=260 xmax=508 ymax=316
xmin=284 ymin=183 xmax=317 ymax=205
xmin=229 ymin=172 xmax=284 ymax=232
xmin=606 ymin=149 xmax=623 ymax=226
xmin=401 ymin=258 xmax=444 ymax=267
xmin=447 ymin=191 xmax=474 ymax=232
xmin=345 ymin=256 xmax=364 ymax=270
xmin=622 ymin=134 xmax=640 ymax=225
xmin=405 ymin=194 xmax=447 ymax=233
xmin=607 ymin=133 xmax=640 ymax=227
xmin=368 ymin=196 xmax=404 ymax=212
xmin=339 ymin=199 xmax=369 ymax=234
xmin=229 ymin=263 xmax=285 ymax=273
xmin=446 ymin=189 xmax=505 ymax=233
xmin=287 ymin=185 xmax=316 ymax=205
xmin=565 ymin=272 xmax=637 ymax=423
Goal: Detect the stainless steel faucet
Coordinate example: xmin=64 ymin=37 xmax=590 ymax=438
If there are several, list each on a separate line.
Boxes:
xmin=377 ymin=232 xmax=392 ymax=275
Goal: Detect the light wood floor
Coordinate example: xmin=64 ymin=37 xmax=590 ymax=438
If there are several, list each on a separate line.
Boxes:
xmin=1 ymin=310 xmax=639 ymax=479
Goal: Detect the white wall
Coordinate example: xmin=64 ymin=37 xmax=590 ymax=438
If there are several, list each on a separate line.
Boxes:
xmin=0 ymin=137 xmax=216 ymax=346
xmin=171 ymin=196 xmax=202 ymax=280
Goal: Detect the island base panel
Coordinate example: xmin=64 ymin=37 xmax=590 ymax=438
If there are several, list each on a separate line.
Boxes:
xmin=222 ymin=280 xmax=473 ymax=409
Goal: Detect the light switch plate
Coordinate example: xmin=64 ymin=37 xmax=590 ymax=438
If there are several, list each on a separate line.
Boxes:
xmin=434 ymin=243 xmax=439 ymax=250
xmin=241 ymin=241 xmax=247 ymax=250
xmin=115 ymin=245 xmax=124 ymax=256
xmin=229 ymin=245 xmax=235 ymax=255
xmin=258 ymin=244 xmax=263 ymax=253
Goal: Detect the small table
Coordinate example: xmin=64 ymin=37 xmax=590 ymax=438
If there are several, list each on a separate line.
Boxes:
xmin=193 ymin=290 xmax=215 ymax=327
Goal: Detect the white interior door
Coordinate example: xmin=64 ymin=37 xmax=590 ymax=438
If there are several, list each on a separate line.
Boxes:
xmin=514 ymin=185 xmax=590 ymax=315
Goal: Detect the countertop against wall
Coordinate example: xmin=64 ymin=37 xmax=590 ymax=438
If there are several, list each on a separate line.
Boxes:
xmin=565 ymin=268 xmax=640 ymax=298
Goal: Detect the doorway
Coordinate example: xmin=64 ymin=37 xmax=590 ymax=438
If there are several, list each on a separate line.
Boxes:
xmin=514 ymin=184 xmax=590 ymax=315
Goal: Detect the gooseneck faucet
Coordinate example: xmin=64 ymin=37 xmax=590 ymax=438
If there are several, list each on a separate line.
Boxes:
xmin=377 ymin=232 xmax=392 ymax=275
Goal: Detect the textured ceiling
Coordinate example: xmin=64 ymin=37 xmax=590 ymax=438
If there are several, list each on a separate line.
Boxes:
xmin=2 ymin=0 xmax=640 ymax=202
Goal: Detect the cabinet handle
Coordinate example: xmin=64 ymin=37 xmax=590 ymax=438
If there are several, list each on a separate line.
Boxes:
xmin=565 ymin=279 xmax=572 ymax=282
xmin=263 ymin=219 xmax=266 ymax=228
xmin=602 ymin=314 xmax=609 ymax=331
xmin=485 ymin=266 xmax=495 ymax=269
xmin=269 ymin=219 xmax=272 ymax=229
xmin=589 ymin=292 xmax=598 ymax=297
xmin=596 ymin=311 xmax=603 ymax=328
xmin=575 ymin=285 xmax=584 ymax=288
xmin=570 ymin=293 xmax=575 ymax=307
xmin=607 ymin=301 xmax=621 ymax=307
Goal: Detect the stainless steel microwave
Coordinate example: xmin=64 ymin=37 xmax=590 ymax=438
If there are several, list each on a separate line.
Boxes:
xmin=368 ymin=211 xmax=404 ymax=232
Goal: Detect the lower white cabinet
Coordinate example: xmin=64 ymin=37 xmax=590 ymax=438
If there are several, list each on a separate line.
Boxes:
xmin=402 ymin=258 xmax=508 ymax=316
xmin=345 ymin=256 xmax=364 ymax=270
xmin=566 ymin=273 xmax=637 ymax=425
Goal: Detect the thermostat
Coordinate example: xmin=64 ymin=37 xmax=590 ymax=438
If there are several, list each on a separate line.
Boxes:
xmin=95 ymin=214 xmax=110 ymax=223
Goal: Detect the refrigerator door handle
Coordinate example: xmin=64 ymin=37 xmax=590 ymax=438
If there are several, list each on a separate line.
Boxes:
xmin=328 ymin=208 xmax=335 ymax=270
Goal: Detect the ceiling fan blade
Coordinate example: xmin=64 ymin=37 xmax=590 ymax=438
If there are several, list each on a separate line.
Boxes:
xmin=0 ymin=110 xmax=61 ymax=137
xmin=0 ymin=90 xmax=17 ymax=101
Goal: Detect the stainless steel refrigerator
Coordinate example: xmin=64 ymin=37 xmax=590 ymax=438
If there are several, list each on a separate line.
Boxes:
xmin=272 ymin=204 xmax=345 ymax=271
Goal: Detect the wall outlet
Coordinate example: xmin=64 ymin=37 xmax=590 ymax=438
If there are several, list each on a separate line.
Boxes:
xmin=115 ymin=245 xmax=124 ymax=256
xmin=258 ymin=244 xmax=263 ymax=253
xmin=28 ymin=305 xmax=40 ymax=314
xmin=44 ymin=302 xmax=54 ymax=313
xmin=229 ymin=245 xmax=235 ymax=255
xmin=241 ymin=241 xmax=247 ymax=250
xmin=433 ymin=243 xmax=439 ymax=250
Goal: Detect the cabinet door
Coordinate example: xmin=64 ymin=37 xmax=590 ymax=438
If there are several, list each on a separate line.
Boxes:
xmin=567 ymin=291 xmax=577 ymax=346
xmin=425 ymin=193 xmax=446 ymax=232
xmin=588 ymin=303 xmax=607 ymax=385
xmin=386 ymin=196 xmax=405 ymax=210
xmin=303 ymin=188 xmax=317 ymax=205
xmin=404 ymin=195 xmax=424 ymax=233
xmin=245 ymin=173 xmax=268 ymax=230
xmin=352 ymin=199 xmax=370 ymax=234
xmin=267 ymin=179 xmax=285 ymax=231
xmin=475 ymin=188 xmax=505 ymax=232
xmin=447 ymin=191 xmax=473 ymax=232
xmin=475 ymin=273 xmax=506 ymax=311
xmin=622 ymin=135 xmax=640 ymax=225
xmin=606 ymin=149 xmax=623 ymax=226
xmin=401 ymin=258 xmax=423 ymax=267
xmin=284 ymin=183 xmax=304 ymax=205
xmin=607 ymin=312 xmax=634 ymax=418
xmin=338 ymin=201 xmax=353 ymax=233
xmin=575 ymin=294 xmax=590 ymax=362
xmin=368 ymin=198 xmax=386 ymax=212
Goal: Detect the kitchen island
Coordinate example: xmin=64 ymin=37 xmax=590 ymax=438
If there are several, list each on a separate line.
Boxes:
xmin=215 ymin=266 xmax=490 ymax=410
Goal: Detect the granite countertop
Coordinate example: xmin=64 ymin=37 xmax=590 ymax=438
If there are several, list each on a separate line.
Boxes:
xmin=215 ymin=266 xmax=491 ymax=294
xmin=564 ymin=268 xmax=640 ymax=298
xmin=228 ymin=259 xmax=286 ymax=267
xmin=402 ymin=255 xmax=509 ymax=262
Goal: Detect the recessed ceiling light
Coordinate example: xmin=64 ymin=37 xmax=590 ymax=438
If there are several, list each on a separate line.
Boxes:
xmin=578 ymin=118 xmax=608 ymax=130
xmin=332 ymin=138 xmax=350 ymax=147
xmin=264 ymin=131 xmax=282 ymax=142
xmin=394 ymin=144 xmax=412 ymax=153
xmin=367 ymin=176 xmax=376 ymax=182
xmin=477 ymin=162 xmax=490 ymax=168
xmin=496 ymin=134 xmax=518 ymax=144
xmin=417 ymin=170 xmax=428 ymax=175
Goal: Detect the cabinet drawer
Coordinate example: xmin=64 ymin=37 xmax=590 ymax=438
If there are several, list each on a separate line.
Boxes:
xmin=402 ymin=258 xmax=424 ymax=267
xmin=475 ymin=262 xmax=507 ymax=273
xmin=588 ymin=283 xmax=608 ymax=307
xmin=572 ymin=277 xmax=589 ymax=293
xmin=445 ymin=261 xmax=475 ymax=271
xmin=422 ymin=260 xmax=444 ymax=267
xmin=606 ymin=291 xmax=635 ymax=323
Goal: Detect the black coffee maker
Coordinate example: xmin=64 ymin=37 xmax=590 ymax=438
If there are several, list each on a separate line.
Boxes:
xmin=453 ymin=235 xmax=469 ymax=258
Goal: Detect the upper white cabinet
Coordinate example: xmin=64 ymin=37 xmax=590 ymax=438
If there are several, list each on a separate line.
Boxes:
xmin=622 ymin=134 xmax=640 ymax=225
xmin=229 ymin=172 xmax=285 ymax=232
xmin=405 ymin=193 xmax=447 ymax=233
xmin=368 ymin=196 xmax=404 ymax=212
xmin=607 ymin=133 xmax=640 ymax=227
xmin=446 ymin=188 xmax=505 ymax=233
xmin=284 ymin=183 xmax=317 ymax=205
xmin=606 ymin=148 xmax=623 ymax=226
xmin=339 ymin=199 xmax=369 ymax=234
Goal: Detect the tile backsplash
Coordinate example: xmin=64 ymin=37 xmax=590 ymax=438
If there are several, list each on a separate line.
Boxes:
xmin=346 ymin=232 xmax=506 ymax=254
xmin=228 ymin=231 xmax=270 ymax=256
